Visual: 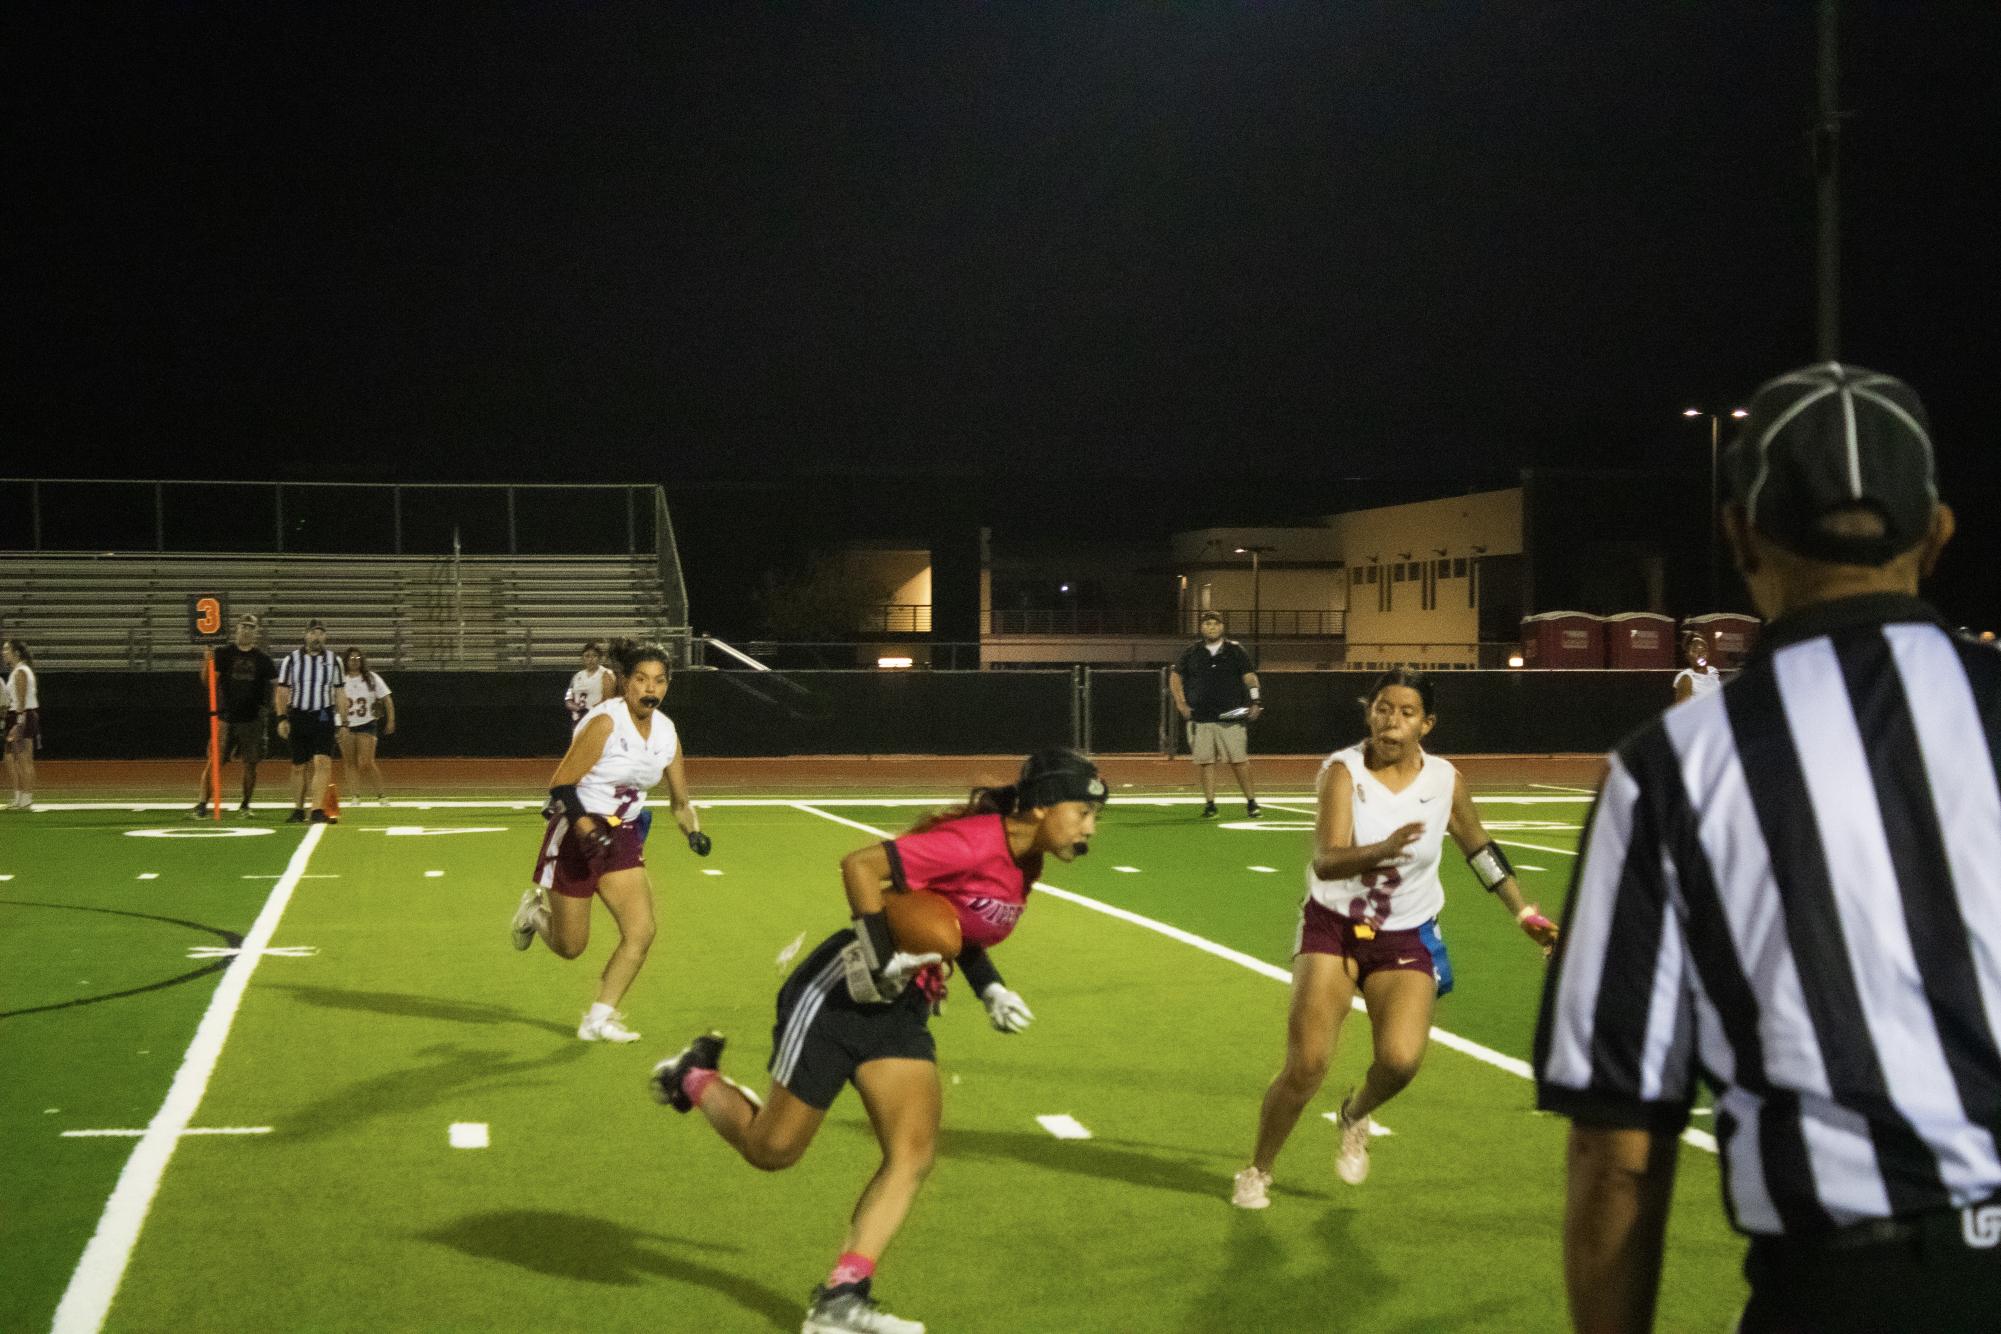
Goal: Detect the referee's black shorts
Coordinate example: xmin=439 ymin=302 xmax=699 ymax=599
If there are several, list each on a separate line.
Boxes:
xmin=1739 ymin=1196 xmax=2001 ymax=1333
xmin=768 ymin=931 xmax=935 ymax=1110
xmin=286 ymin=710 xmax=340 ymax=765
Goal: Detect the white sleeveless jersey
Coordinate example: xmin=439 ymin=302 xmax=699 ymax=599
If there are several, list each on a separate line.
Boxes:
xmin=1306 ymin=743 xmax=1457 ymax=930
xmin=342 ymin=671 xmax=391 ymax=726
xmin=572 ymin=698 xmax=678 ymax=820
xmin=1673 ymin=665 xmax=1723 ymax=701
xmin=567 ymin=667 xmax=612 ymax=713
xmin=8 ymin=665 xmax=38 ymax=712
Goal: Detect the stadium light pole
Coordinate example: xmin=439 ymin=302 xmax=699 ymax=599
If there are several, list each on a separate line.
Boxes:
xmin=1235 ymin=545 xmax=1275 ymax=666
xmin=1684 ymin=408 xmax=1749 ymax=611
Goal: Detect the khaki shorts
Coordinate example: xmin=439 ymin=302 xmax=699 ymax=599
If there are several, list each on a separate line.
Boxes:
xmin=1189 ymin=721 xmax=1249 ymax=764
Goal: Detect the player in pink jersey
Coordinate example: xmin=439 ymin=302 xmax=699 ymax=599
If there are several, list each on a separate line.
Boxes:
xmin=1230 ymin=670 xmax=1558 ymax=1209
xmin=649 ymin=749 xmax=1107 ymax=1334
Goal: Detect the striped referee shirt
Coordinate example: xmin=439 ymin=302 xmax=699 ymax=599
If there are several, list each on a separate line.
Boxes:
xmin=1535 ymin=593 xmax=2001 ymax=1236
xmin=276 ymin=647 xmax=344 ymax=715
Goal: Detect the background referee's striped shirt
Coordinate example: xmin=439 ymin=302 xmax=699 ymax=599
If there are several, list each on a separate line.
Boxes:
xmin=1535 ymin=593 xmax=2001 ymax=1235
xmin=277 ymin=647 xmax=344 ymax=714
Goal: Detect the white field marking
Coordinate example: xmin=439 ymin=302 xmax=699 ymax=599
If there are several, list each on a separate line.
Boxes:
xmin=124 ymin=827 xmax=274 ymax=839
xmin=1260 ymin=802 xmax=1319 ymax=818
xmin=1221 ymin=820 xmax=1312 ymax=832
xmin=1036 ymin=1114 xmax=1093 ymax=1141
xmin=1492 ymin=838 xmax=1579 ymax=859
xmin=239 ymin=874 xmax=338 ymax=880
xmin=52 ymin=822 xmax=327 ymax=1334
xmin=701 ymin=868 xmax=725 ymax=876
xmin=381 ymin=826 xmax=507 ymax=837
xmin=786 ymin=803 xmax=1714 ymax=1157
xmin=1321 ymin=1112 xmax=1396 ymax=1137
xmin=186 ymin=945 xmax=318 ymax=960
xmin=62 ymin=1127 xmax=272 ymax=1139
xmin=1530 ymin=782 xmax=1599 ymax=795
xmin=0 ymin=873 xmax=13 ymax=880
xmin=775 ymin=932 xmax=806 ymax=968
xmin=136 ymin=873 xmax=158 ymax=881
xmin=1247 ymin=866 xmax=1279 ymax=874
xmin=423 ymin=870 xmax=445 ymax=879
xmin=1113 ymin=866 xmax=1142 ymax=874
xmin=1482 ymin=821 xmax=1584 ymax=832
xmin=35 ymin=793 xmax=1595 ymax=814
xmin=448 ymin=1122 xmax=490 ymax=1149
xmin=1513 ymin=864 xmax=1549 ymax=873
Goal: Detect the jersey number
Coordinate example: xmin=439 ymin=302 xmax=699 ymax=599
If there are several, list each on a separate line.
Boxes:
xmin=1350 ymin=866 xmax=1401 ymax=929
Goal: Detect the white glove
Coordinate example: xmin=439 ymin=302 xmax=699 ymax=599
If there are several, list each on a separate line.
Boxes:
xmin=882 ymin=951 xmax=944 ymax=982
xmin=981 ymin=983 xmax=1034 ymax=1034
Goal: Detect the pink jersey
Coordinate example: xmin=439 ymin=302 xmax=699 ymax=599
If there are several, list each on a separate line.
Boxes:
xmin=885 ymin=813 xmax=1030 ymax=950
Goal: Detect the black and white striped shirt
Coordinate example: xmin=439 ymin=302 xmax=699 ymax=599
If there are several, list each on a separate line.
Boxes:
xmin=1535 ymin=593 xmax=2001 ymax=1236
xmin=276 ymin=648 xmax=344 ymax=715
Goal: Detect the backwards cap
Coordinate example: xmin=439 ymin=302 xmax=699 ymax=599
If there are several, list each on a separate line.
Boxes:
xmin=1723 ymin=362 xmax=1939 ymax=567
xmin=1018 ymin=748 xmax=1108 ymax=808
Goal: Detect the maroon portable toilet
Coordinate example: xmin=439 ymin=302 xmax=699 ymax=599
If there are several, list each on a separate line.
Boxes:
xmin=1521 ymin=611 xmax=1606 ymax=668
xmin=1605 ymin=612 xmax=1675 ymax=669
xmin=1683 ymin=613 xmax=1761 ymax=668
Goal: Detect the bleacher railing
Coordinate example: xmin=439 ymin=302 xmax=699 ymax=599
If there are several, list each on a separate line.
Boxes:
xmin=983 ymin=608 xmax=1346 ymax=637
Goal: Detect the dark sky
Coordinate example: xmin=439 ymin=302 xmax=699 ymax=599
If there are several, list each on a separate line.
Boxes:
xmin=8 ymin=3 xmax=1998 ymax=615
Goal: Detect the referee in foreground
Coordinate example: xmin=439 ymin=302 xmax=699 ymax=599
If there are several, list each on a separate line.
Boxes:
xmin=274 ymin=617 xmax=344 ymax=824
xmin=1535 ymin=363 xmax=1999 ymax=1333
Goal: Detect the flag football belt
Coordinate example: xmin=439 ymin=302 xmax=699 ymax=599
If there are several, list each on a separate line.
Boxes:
xmin=1767 ymin=1191 xmax=2001 ymax=1254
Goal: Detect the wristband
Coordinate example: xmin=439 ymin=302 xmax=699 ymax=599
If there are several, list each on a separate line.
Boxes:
xmin=549 ymin=784 xmax=587 ymax=823
xmin=1249 ymin=687 xmax=1260 ymax=701
xmin=856 ymin=911 xmax=896 ymax=970
xmin=1516 ymin=903 xmax=1537 ymax=923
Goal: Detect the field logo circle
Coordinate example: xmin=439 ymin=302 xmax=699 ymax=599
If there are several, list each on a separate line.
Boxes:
xmin=125 ymin=826 xmax=276 ymax=839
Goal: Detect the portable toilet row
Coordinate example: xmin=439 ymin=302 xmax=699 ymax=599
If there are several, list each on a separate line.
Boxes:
xmin=1520 ymin=612 xmax=1759 ymax=668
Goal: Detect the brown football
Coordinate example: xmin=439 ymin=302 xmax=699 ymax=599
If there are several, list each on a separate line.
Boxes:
xmin=884 ymin=890 xmax=962 ymax=960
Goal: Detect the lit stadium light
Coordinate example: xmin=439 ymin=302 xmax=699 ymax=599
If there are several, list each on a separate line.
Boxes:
xmin=1507 ymin=654 xmax=1525 ymax=669
xmin=877 ymin=656 xmax=914 ymax=669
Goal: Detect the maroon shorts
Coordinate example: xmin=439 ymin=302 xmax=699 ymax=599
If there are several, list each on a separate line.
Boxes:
xmin=1294 ymin=897 xmax=1455 ymax=996
xmin=531 ymin=815 xmax=646 ymax=899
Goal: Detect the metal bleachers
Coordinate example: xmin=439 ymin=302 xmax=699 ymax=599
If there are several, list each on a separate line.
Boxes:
xmin=0 ymin=552 xmax=679 ymax=671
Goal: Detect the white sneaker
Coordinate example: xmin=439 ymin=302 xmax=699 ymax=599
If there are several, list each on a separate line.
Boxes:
xmin=1230 ymin=1166 xmax=1273 ymax=1210
xmin=578 ymin=1010 xmax=641 ymax=1043
xmin=802 ymin=1282 xmax=924 ymax=1333
xmin=1335 ymin=1097 xmax=1373 ymax=1184
xmin=509 ymin=889 xmax=545 ymax=951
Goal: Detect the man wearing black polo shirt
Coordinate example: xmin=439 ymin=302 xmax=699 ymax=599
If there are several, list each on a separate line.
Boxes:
xmin=192 ymin=613 xmax=278 ymax=817
xmin=1170 ymin=612 xmax=1263 ymax=818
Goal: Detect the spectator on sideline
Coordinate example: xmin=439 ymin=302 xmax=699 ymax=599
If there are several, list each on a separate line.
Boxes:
xmin=1537 ymin=364 xmax=2001 ymax=1333
xmin=1670 ymin=632 xmax=1723 ymax=705
xmin=336 ymin=648 xmax=395 ymax=802
xmin=193 ymin=614 xmax=278 ymax=817
xmin=1170 ymin=611 xmax=1263 ymax=818
xmin=3 ymin=639 xmax=38 ymax=810
xmin=274 ymin=618 xmax=344 ymax=824
xmin=566 ymin=640 xmax=615 ymax=728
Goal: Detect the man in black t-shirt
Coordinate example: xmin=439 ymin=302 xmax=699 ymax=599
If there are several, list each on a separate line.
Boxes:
xmin=193 ymin=614 xmax=278 ymax=817
xmin=1169 ymin=612 xmax=1263 ymax=818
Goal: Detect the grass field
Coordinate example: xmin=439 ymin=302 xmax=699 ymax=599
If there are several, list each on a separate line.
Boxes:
xmin=2 ymin=780 xmax=1749 ymax=1333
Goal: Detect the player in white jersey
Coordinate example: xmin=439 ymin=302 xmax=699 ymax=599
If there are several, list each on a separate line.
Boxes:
xmin=1671 ymin=632 xmax=1724 ymax=704
xmin=1230 ymin=669 xmax=1560 ymax=1208
xmin=510 ymin=640 xmax=713 ymax=1042
xmin=565 ymin=641 xmax=616 ymax=728
xmin=3 ymin=639 xmax=39 ymax=810
xmin=335 ymin=648 xmax=395 ymax=800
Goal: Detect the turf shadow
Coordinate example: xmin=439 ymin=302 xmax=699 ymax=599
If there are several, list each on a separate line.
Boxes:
xmin=270 ymin=983 xmax=577 ymax=1038
xmin=418 ymin=1209 xmax=796 ymax=1329
xmin=282 ymin=1039 xmax=592 ymax=1140
xmin=1182 ymin=1203 xmax=1396 ymax=1331
xmin=928 ymin=1125 xmax=1331 ymax=1202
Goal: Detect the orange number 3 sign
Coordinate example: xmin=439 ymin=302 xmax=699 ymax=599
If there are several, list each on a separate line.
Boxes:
xmin=187 ymin=593 xmax=229 ymax=641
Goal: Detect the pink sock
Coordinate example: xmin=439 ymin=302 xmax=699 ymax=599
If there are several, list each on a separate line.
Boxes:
xmin=827 ymin=1252 xmax=875 ymax=1289
xmin=682 ymin=1067 xmax=719 ymax=1104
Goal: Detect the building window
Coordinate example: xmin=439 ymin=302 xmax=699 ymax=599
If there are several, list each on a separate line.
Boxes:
xmin=1392 ymin=565 xmax=1406 ymax=583
xmin=1365 ymin=566 xmax=1377 ymax=584
xmin=1453 ymin=557 xmax=1468 ymax=578
xmin=1351 ymin=567 xmax=1363 ymax=587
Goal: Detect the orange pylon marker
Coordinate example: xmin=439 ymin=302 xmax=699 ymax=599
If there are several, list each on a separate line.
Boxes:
xmin=323 ymin=782 xmax=341 ymax=820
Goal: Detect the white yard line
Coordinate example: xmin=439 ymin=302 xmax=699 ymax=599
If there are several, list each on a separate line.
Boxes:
xmin=1492 ymin=839 xmax=1581 ymax=859
xmin=785 ymin=803 xmax=1708 ymax=1156
xmin=1529 ymin=782 xmax=1600 ymax=795
xmin=34 ymin=792 xmax=1594 ymax=813
xmin=52 ymin=824 xmax=327 ymax=1334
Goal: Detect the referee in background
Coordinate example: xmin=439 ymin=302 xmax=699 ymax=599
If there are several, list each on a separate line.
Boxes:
xmin=274 ymin=617 xmax=345 ymax=824
xmin=1535 ymin=363 xmax=2000 ymax=1333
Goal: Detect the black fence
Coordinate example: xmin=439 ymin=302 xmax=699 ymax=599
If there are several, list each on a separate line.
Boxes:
xmin=43 ymin=667 xmax=1681 ymax=760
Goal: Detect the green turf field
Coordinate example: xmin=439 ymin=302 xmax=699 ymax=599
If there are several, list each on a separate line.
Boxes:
xmin=2 ymin=788 xmax=1749 ymax=1332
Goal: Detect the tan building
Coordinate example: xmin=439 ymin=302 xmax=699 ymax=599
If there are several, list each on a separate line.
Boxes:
xmin=1330 ymin=487 xmax=1522 ymax=670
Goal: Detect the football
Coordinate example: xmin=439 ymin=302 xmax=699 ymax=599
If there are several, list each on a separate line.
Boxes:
xmin=884 ymin=890 xmax=962 ymax=960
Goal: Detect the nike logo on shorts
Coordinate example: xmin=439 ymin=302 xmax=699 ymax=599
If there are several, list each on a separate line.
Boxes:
xmin=1395 ymin=956 xmax=1416 ymax=965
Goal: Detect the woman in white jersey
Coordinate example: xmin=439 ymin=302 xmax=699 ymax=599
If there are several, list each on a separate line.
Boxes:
xmin=336 ymin=648 xmax=395 ymax=800
xmin=1671 ymin=632 xmax=1724 ymax=704
xmin=1231 ymin=669 xmax=1559 ymax=1208
xmin=4 ymin=639 xmax=39 ymax=810
xmin=565 ymin=641 xmax=616 ymax=728
xmin=510 ymin=640 xmax=712 ymax=1042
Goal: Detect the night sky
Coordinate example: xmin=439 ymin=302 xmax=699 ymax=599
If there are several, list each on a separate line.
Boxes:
xmin=9 ymin=3 xmax=1998 ymax=622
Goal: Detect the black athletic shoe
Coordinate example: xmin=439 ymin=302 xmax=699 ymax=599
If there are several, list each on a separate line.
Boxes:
xmin=287 ymin=808 xmax=307 ymax=823
xmin=1200 ymin=802 xmax=1218 ymax=819
xmin=309 ymin=809 xmax=329 ymax=824
xmin=1246 ymin=800 xmax=1262 ymax=819
xmin=190 ymin=804 xmax=211 ymax=820
xmin=650 ymin=1032 xmax=726 ymax=1112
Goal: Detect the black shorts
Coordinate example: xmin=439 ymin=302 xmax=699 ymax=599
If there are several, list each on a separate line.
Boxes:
xmin=768 ymin=931 xmax=936 ymax=1110
xmin=346 ymin=720 xmax=379 ymax=737
xmin=286 ymin=711 xmax=340 ymax=764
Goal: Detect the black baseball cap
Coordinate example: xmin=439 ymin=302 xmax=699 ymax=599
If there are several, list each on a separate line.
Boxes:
xmin=1723 ymin=362 xmax=1939 ymax=567
xmin=1018 ymin=748 xmax=1109 ymax=808
xmin=305 ymin=618 xmax=327 ymax=631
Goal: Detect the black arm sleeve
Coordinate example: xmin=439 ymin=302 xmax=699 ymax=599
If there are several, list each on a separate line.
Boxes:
xmin=958 ymin=943 xmax=1004 ymax=995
